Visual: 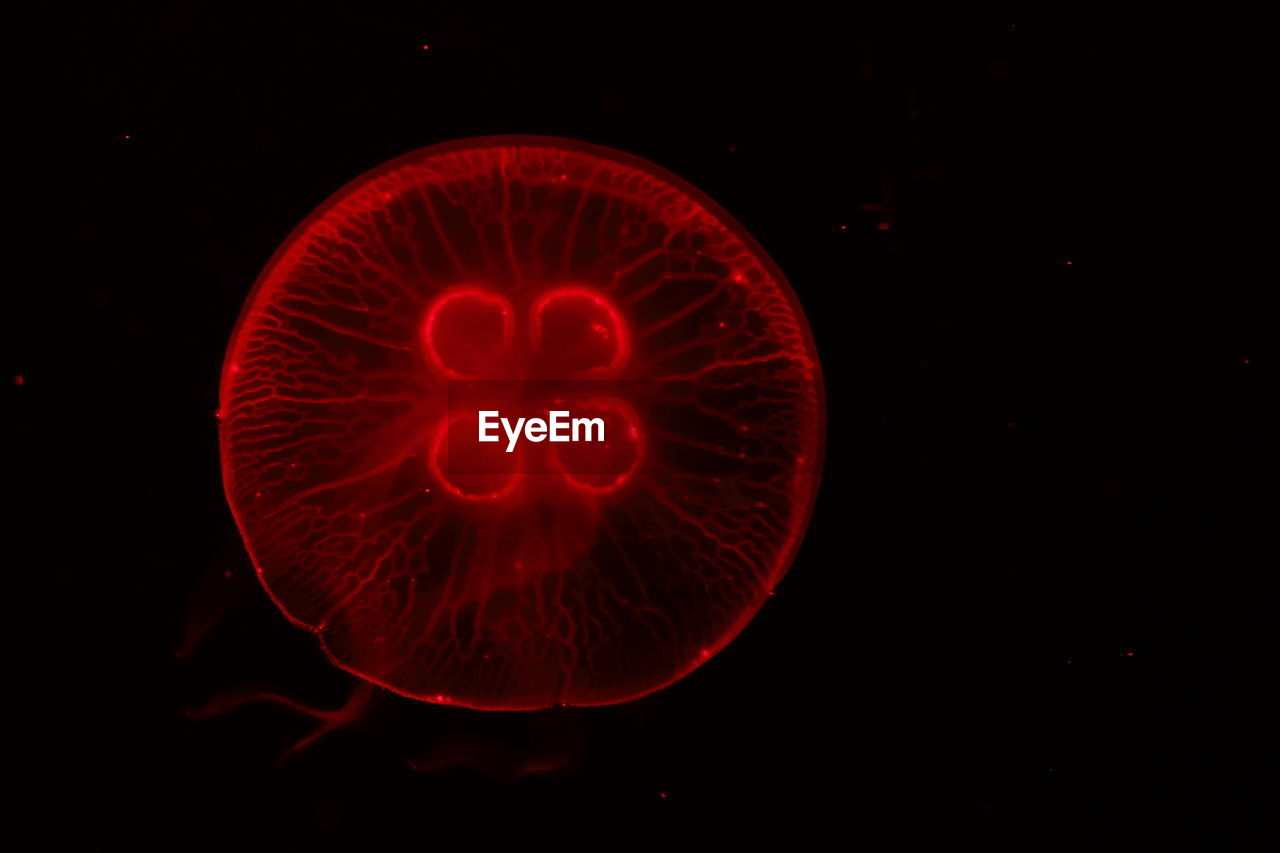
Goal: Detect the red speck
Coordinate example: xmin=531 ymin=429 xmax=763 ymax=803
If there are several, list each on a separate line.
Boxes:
xmin=659 ymin=792 xmax=668 ymax=800
xmin=876 ymin=222 xmax=891 ymax=231
xmin=1064 ymin=260 xmax=1073 ymax=265
xmin=421 ymin=44 xmax=430 ymax=51
xmin=13 ymin=374 xmax=23 ymax=386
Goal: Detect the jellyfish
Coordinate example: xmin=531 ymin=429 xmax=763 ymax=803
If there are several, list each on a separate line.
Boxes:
xmin=219 ymin=136 xmax=824 ymax=710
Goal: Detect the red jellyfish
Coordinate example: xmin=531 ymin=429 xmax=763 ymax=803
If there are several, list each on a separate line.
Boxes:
xmin=220 ymin=136 xmax=824 ymax=710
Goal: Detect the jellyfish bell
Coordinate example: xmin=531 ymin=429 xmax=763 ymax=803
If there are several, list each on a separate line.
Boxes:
xmin=220 ymin=136 xmax=825 ymax=710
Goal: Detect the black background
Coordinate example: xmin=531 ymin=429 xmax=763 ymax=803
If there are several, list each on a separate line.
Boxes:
xmin=18 ymin=5 xmax=1274 ymax=848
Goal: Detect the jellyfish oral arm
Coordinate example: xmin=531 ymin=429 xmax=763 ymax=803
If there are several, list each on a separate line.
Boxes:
xmin=477 ymin=410 xmax=605 ymax=452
